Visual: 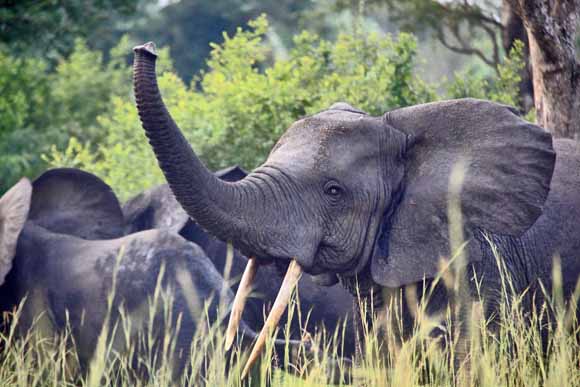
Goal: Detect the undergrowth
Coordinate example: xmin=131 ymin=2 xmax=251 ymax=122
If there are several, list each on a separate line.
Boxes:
xmin=0 ymin=252 xmax=578 ymax=387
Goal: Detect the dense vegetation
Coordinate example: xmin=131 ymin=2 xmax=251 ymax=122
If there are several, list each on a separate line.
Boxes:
xmin=1 ymin=15 xmax=526 ymax=198
xmin=1 ymin=248 xmax=578 ymax=387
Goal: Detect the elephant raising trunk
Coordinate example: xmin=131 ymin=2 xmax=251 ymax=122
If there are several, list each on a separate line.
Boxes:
xmin=133 ymin=43 xmax=242 ymax=245
xmin=133 ymin=39 xmax=559 ymax=378
xmin=133 ymin=43 xmax=315 ymax=264
xmin=133 ymin=43 xmax=304 ymax=374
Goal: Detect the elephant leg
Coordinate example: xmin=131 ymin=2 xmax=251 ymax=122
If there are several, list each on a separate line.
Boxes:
xmin=352 ymin=297 xmax=365 ymax=363
xmin=451 ymin=287 xmax=475 ymax=384
xmin=351 ymin=287 xmax=396 ymax=366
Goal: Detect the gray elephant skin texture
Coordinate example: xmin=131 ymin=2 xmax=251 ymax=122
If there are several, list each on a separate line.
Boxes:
xmin=0 ymin=169 xmax=311 ymax=377
xmin=122 ymin=166 xmax=356 ymax=356
xmin=133 ymin=41 xmax=580 ymax=340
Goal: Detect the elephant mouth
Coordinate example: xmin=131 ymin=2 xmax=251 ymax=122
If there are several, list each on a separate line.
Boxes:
xmin=225 ymin=201 xmax=385 ymax=377
xmin=314 ymin=243 xmax=361 ymax=276
xmin=225 ymin=225 xmax=380 ymax=376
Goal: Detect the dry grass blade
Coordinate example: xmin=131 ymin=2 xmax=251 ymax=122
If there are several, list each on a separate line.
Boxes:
xmin=225 ymin=257 xmax=258 ymax=350
xmin=241 ymin=259 xmax=303 ymax=379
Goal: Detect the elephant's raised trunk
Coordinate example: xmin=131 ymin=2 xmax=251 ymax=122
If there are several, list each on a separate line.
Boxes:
xmin=134 ymin=43 xmax=315 ymax=377
xmin=133 ymin=42 xmax=244 ymax=243
xmin=133 ymin=42 xmax=319 ymax=264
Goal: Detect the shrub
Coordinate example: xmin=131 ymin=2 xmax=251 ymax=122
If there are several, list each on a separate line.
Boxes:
xmin=45 ymin=18 xmax=526 ymax=200
xmin=46 ymin=16 xmax=436 ymax=199
xmin=0 ymin=37 xmax=134 ymax=193
xmin=447 ymin=40 xmax=526 ymax=108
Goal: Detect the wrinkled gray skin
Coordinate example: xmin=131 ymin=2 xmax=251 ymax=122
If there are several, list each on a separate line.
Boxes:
xmin=123 ymin=166 xmax=356 ymax=356
xmin=133 ymin=43 xmax=580 ymax=347
xmin=0 ymin=169 xmax=311 ymax=378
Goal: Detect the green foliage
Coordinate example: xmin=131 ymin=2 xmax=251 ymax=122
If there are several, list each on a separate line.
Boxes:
xmin=0 ymin=37 xmax=135 ymax=192
xmin=0 ymin=50 xmax=50 ymax=190
xmin=445 ymin=67 xmax=489 ymax=101
xmin=447 ymin=40 xmax=526 ymax=108
xmin=47 ymin=16 xmax=436 ymax=198
xmin=50 ymin=38 xmax=133 ymax=140
xmin=41 ymin=138 xmax=96 ymax=170
xmin=0 ymin=0 xmax=144 ymax=60
xmin=488 ymin=40 xmax=525 ymax=107
xmin=129 ymin=0 xmax=316 ymax=82
xmin=43 ymin=46 xmax=174 ymax=199
xmin=362 ymin=0 xmax=502 ymax=69
xmin=0 ymin=52 xmax=47 ymax=136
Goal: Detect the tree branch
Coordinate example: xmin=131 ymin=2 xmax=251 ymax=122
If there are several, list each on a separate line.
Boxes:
xmin=430 ymin=1 xmax=503 ymax=68
xmin=435 ymin=25 xmax=497 ymax=67
xmin=480 ymin=21 xmax=501 ymax=68
xmin=435 ymin=1 xmax=504 ymax=29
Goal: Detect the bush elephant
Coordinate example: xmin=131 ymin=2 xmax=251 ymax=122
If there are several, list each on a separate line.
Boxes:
xmin=122 ymin=166 xmax=356 ymax=357
xmin=0 ymin=169 xmax=317 ymax=379
xmin=133 ymin=42 xmax=580 ymax=372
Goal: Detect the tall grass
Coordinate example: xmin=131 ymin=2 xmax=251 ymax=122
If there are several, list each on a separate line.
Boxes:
xmin=0 ymin=257 xmax=578 ymax=387
xmin=1 ymin=164 xmax=579 ymax=386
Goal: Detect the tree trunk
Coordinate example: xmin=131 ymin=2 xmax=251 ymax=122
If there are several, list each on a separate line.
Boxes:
xmin=507 ymin=0 xmax=580 ymax=139
xmin=501 ymin=1 xmax=535 ymax=112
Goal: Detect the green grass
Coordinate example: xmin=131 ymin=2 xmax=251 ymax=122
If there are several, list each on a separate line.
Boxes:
xmin=0 ymin=260 xmax=578 ymax=387
xmin=2 ymin=167 xmax=579 ymax=386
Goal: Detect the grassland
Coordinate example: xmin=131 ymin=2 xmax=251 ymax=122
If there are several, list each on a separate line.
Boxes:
xmin=0 ymin=264 xmax=578 ymax=387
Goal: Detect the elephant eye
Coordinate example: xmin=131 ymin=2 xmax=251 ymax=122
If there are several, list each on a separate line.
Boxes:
xmin=324 ymin=182 xmax=343 ymax=198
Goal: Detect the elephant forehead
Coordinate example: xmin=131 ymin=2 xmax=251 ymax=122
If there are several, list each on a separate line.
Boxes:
xmin=269 ymin=114 xmax=382 ymax=175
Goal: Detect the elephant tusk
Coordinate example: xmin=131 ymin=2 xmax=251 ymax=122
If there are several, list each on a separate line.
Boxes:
xmin=241 ymin=259 xmax=303 ymax=379
xmin=225 ymin=257 xmax=259 ymax=350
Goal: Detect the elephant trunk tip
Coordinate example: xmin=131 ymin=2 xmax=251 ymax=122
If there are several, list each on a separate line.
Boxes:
xmin=133 ymin=42 xmax=158 ymax=58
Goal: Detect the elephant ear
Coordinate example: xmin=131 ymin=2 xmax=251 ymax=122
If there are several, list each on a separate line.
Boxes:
xmin=372 ymin=99 xmax=556 ymax=287
xmin=122 ymin=184 xmax=189 ymax=234
xmin=0 ymin=178 xmax=32 ymax=285
xmin=29 ymin=168 xmax=124 ymax=240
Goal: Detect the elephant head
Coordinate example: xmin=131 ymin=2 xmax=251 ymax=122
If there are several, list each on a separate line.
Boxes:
xmin=122 ymin=166 xmax=355 ymax=353
xmin=133 ymin=42 xmax=555 ymax=289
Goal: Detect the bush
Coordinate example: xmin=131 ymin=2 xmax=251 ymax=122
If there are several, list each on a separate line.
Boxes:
xmin=0 ymin=37 xmax=134 ymax=193
xmin=446 ymin=40 xmax=526 ymax=108
xmin=0 ymin=51 xmax=50 ymax=190
xmin=44 ymin=17 xmax=526 ymax=200
xmin=46 ymin=16 xmax=437 ymax=199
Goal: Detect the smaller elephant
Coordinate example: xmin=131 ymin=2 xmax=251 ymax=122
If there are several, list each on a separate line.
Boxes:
xmin=0 ymin=169 xmax=320 ymax=380
xmin=123 ymin=166 xmax=357 ymax=357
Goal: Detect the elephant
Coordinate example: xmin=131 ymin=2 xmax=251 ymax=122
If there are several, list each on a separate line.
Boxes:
xmin=122 ymin=166 xmax=357 ymax=357
xmin=0 ymin=169 xmax=321 ymax=380
xmin=132 ymin=40 xmax=580 ymax=369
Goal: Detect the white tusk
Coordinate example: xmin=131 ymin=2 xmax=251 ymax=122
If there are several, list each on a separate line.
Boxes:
xmin=224 ymin=257 xmax=258 ymax=350
xmin=241 ymin=259 xmax=303 ymax=379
